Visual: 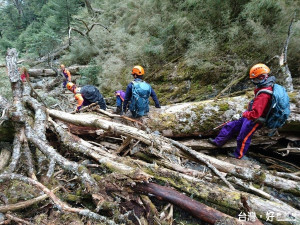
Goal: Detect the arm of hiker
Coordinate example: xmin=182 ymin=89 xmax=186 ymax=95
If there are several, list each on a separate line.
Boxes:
xmin=150 ymin=87 xmax=161 ymax=108
xmin=66 ymin=70 xmax=71 ymax=82
xmin=242 ymin=93 xmax=271 ymax=120
xmin=75 ymin=94 xmax=84 ymax=112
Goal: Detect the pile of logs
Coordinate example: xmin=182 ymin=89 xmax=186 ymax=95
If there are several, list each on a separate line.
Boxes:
xmin=0 ymin=48 xmax=300 ymax=224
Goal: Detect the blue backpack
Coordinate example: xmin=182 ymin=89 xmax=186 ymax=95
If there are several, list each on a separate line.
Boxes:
xmin=257 ymin=84 xmax=290 ymax=133
xmin=129 ymin=81 xmax=151 ymax=118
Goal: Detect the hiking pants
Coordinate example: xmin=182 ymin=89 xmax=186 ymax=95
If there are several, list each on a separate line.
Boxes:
xmin=116 ymin=96 xmax=123 ymax=107
xmin=213 ymin=117 xmax=261 ymax=159
xmin=63 ymin=80 xmax=67 ymax=88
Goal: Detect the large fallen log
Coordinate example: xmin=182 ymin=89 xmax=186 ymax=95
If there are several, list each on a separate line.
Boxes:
xmin=27 ymin=65 xmax=91 ymax=77
xmin=144 ymin=92 xmax=300 ymax=137
xmin=134 ymin=182 xmax=263 ymax=225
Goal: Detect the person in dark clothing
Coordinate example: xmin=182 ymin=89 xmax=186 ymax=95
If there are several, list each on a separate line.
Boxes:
xmin=66 ymin=82 xmax=106 ymax=112
xmin=208 ymin=63 xmax=275 ymax=159
xmin=123 ymin=65 xmax=160 ymax=117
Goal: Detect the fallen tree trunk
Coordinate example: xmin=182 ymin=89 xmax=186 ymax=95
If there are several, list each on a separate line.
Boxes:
xmin=134 ymin=182 xmax=263 ymax=225
xmin=144 ymin=93 xmax=300 ymax=137
xmin=27 ymin=65 xmax=91 ymax=77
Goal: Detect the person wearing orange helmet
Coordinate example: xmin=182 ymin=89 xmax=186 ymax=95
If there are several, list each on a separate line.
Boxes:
xmin=60 ymin=64 xmax=72 ymax=88
xmin=208 ymin=63 xmax=275 ymax=159
xmin=66 ymin=82 xmax=106 ymax=112
xmin=123 ymin=65 xmax=160 ymax=117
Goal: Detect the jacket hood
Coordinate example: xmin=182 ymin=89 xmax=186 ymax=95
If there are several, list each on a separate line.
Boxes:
xmin=256 ymin=76 xmax=276 ymax=88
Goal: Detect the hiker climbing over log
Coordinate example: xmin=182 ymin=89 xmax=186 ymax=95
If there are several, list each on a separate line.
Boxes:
xmin=123 ymin=65 xmax=161 ymax=118
xmin=60 ymin=64 xmax=72 ymax=88
xmin=66 ymin=82 xmax=106 ymax=112
xmin=208 ymin=63 xmax=290 ymax=159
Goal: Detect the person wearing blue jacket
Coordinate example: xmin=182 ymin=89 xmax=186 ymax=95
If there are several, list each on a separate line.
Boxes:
xmin=123 ymin=65 xmax=160 ymax=117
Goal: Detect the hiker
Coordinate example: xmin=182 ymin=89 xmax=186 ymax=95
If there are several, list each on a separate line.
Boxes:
xmin=115 ymin=90 xmax=125 ymax=115
xmin=208 ymin=63 xmax=275 ymax=159
xmin=66 ymin=82 xmax=106 ymax=112
xmin=123 ymin=65 xmax=161 ymax=117
xmin=60 ymin=64 xmax=71 ymax=88
xmin=20 ymin=67 xmax=29 ymax=82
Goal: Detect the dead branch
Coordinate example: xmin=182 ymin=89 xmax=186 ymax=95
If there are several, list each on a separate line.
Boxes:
xmin=0 ymin=187 xmax=60 ymax=213
xmin=278 ymin=13 xmax=295 ymax=92
xmin=169 ymin=138 xmax=235 ymax=190
xmin=48 ymin=118 xmax=152 ymax=182
xmin=0 ymin=148 xmax=11 ymax=171
xmin=5 ymin=213 xmax=33 ymax=225
xmin=0 ymin=174 xmax=116 ymax=224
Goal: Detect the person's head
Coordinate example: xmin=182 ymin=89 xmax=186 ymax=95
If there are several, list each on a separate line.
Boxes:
xmin=66 ymin=82 xmax=76 ymax=93
xmin=60 ymin=64 xmax=65 ymax=70
xmin=249 ymin=63 xmax=270 ymax=85
xmin=131 ymin=65 xmax=144 ymax=79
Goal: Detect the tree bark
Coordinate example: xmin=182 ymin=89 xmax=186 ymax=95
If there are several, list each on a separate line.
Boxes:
xmin=144 ymin=94 xmax=299 ymax=137
xmin=134 ymin=182 xmax=263 ymax=225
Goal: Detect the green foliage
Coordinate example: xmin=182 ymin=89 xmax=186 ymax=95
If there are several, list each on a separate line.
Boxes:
xmin=27 ymin=24 xmax=61 ymax=57
xmin=0 ymin=68 xmax=12 ymax=101
xmin=0 ymin=0 xmax=300 ymax=103
xmin=0 ymin=39 xmax=12 ymax=55
xmin=78 ymin=61 xmax=101 ymax=86
xmin=61 ymin=39 xmax=99 ymax=65
xmin=241 ymin=0 xmax=282 ymax=28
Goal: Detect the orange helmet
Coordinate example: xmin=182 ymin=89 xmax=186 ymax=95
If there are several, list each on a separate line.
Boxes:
xmin=249 ymin=64 xmax=270 ymax=79
xmin=132 ymin=65 xmax=144 ymax=76
xmin=66 ymin=82 xmax=75 ymax=91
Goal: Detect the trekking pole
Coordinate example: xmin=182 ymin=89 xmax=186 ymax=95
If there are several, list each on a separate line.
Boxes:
xmin=212 ymin=120 xmax=231 ymax=130
xmin=198 ymin=113 xmax=242 ymax=138
xmin=198 ymin=120 xmax=231 ymax=138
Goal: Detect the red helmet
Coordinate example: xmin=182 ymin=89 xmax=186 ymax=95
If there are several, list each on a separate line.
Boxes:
xmin=249 ymin=64 xmax=270 ymax=79
xmin=132 ymin=65 xmax=145 ymax=76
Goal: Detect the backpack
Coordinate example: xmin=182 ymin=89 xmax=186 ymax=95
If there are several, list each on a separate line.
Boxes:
xmin=256 ymin=84 xmax=290 ymax=133
xmin=80 ymin=85 xmax=106 ymax=110
xmin=129 ymin=81 xmax=151 ymax=118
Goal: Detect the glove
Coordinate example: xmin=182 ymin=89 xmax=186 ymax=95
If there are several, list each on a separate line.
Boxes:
xmin=76 ymin=106 xmax=81 ymax=113
xmin=232 ymin=114 xmax=241 ymax=120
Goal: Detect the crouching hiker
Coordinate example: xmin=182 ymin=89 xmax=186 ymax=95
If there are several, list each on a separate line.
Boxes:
xmin=209 ymin=63 xmax=278 ymax=159
xmin=114 ymin=90 xmax=125 ymax=115
xmin=123 ymin=65 xmax=161 ymax=118
xmin=66 ymin=82 xmax=106 ymax=112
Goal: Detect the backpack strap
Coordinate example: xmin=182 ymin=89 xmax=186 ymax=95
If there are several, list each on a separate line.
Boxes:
xmin=255 ymin=89 xmax=273 ymax=97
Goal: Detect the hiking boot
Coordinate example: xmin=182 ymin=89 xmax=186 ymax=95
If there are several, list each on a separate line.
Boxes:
xmin=114 ymin=106 xmax=122 ymax=115
xmin=208 ymin=138 xmax=218 ymax=146
xmin=227 ymin=152 xmax=236 ymax=158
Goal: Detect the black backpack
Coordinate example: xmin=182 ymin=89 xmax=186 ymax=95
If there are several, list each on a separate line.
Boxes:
xmin=80 ymin=85 xmax=106 ymax=110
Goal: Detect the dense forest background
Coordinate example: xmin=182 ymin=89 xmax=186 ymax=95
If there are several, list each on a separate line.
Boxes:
xmin=0 ymin=0 xmax=300 ymax=104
